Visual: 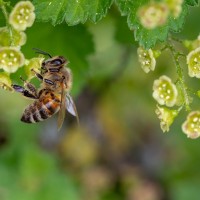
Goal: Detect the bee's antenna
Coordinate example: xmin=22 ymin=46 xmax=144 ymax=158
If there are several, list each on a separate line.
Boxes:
xmin=32 ymin=48 xmax=52 ymax=58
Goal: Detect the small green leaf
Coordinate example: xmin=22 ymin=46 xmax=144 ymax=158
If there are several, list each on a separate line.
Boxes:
xmin=115 ymin=17 xmax=135 ymax=45
xmin=33 ymin=0 xmax=113 ymax=26
xmin=115 ymin=0 xmax=191 ymax=48
xmin=185 ymin=0 xmax=199 ymax=6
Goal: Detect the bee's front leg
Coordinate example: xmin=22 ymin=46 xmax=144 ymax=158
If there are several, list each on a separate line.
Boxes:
xmin=12 ymin=84 xmax=38 ymax=99
xmin=31 ymin=69 xmax=43 ymax=81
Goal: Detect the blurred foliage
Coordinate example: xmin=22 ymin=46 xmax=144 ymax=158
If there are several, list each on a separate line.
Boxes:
xmin=1 ymin=1 xmax=200 ymax=200
xmin=32 ymin=0 xmax=199 ymax=48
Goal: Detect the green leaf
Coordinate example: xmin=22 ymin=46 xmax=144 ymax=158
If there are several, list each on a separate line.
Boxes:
xmin=115 ymin=0 xmax=190 ymax=48
xmin=33 ymin=0 xmax=114 ymax=26
xmin=185 ymin=0 xmax=199 ymax=6
xmin=115 ymin=16 xmax=135 ymax=45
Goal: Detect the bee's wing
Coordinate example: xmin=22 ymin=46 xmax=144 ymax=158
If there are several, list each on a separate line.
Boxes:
xmin=66 ymin=94 xmax=79 ymax=125
xmin=57 ymin=82 xmax=67 ymax=131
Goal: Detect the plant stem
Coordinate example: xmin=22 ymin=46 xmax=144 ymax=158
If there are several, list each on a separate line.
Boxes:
xmin=167 ymin=42 xmax=190 ymax=111
xmin=0 ymin=0 xmax=14 ymax=46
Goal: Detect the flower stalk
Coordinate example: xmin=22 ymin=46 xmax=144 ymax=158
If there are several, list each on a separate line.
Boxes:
xmin=166 ymin=41 xmax=191 ymax=111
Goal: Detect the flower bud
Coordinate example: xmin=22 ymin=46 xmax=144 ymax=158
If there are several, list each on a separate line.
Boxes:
xmin=9 ymin=1 xmax=35 ymax=31
xmin=165 ymin=0 xmax=183 ymax=18
xmin=187 ymin=47 xmax=200 ymax=78
xmin=183 ymin=34 xmax=200 ymax=51
xmin=0 ymin=72 xmax=12 ymax=91
xmin=24 ymin=57 xmax=44 ymax=80
xmin=137 ymin=47 xmax=156 ymax=73
xmin=0 ymin=27 xmax=26 ymax=47
xmin=153 ymin=75 xmax=178 ymax=107
xmin=155 ymin=105 xmax=178 ymax=132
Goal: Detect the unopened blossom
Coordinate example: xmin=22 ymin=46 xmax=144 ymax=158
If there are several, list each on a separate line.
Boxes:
xmin=155 ymin=105 xmax=178 ymax=132
xmin=187 ymin=47 xmax=200 ymax=78
xmin=0 ymin=72 xmax=12 ymax=91
xmin=24 ymin=57 xmax=44 ymax=80
xmin=182 ymin=111 xmax=200 ymax=139
xmin=0 ymin=47 xmax=25 ymax=73
xmin=0 ymin=27 xmax=26 ymax=47
xmin=137 ymin=47 xmax=156 ymax=73
xmin=137 ymin=2 xmax=169 ymax=29
xmin=9 ymin=1 xmax=35 ymax=31
xmin=165 ymin=0 xmax=183 ymax=18
xmin=183 ymin=34 xmax=200 ymax=51
xmin=153 ymin=75 xmax=178 ymax=107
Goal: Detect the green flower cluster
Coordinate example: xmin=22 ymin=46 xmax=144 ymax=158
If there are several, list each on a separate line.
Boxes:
xmin=148 ymin=32 xmax=200 ymax=139
xmin=153 ymin=75 xmax=179 ymax=132
xmin=0 ymin=1 xmax=38 ymax=90
xmin=137 ymin=0 xmax=183 ymax=30
xmin=180 ymin=35 xmax=200 ymax=139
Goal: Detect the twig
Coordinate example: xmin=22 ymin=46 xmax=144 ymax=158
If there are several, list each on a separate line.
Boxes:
xmin=167 ymin=41 xmax=191 ymax=111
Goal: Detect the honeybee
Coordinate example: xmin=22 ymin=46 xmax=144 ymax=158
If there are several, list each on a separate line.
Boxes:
xmin=12 ymin=49 xmax=79 ymax=130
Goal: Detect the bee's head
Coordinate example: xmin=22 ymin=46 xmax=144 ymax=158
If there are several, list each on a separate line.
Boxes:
xmin=42 ymin=56 xmax=67 ymax=67
xmin=41 ymin=56 xmax=68 ymax=73
xmin=33 ymin=48 xmax=69 ymax=73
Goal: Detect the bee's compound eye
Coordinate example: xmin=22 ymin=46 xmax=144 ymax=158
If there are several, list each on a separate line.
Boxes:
xmin=51 ymin=59 xmax=62 ymax=66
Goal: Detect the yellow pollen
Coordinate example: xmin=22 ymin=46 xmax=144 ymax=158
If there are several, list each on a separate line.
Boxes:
xmin=25 ymin=9 xmax=30 ymax=13
xmin=193 ymin=117 xmax=198 ymax=122
xmin=165 ymin=96 xmax=170 ymax=100
xmin=191 ymin=123 xmax=195 ymax=128
xmin=194 ymin=57 xmax=198 ymax=62
xmin=20 ymin=8 xmax=25 ymax=14
xmin=160 ymin=94 xmax=164 ymax=98
xmin=145 ymin=60 xmax=150 ymax=65
xmin=194 ymin=128 xmax=198 ymax=132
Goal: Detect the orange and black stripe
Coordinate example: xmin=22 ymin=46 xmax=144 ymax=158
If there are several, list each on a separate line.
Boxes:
xmin=21 ymin=93 xmax=61 ymax=123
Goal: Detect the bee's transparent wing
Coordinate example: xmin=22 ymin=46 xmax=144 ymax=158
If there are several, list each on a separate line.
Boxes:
xmin=66 ymin=94 xmax=79 ymax=125
xmin=57 ymin=83 xmax=67 ymax=131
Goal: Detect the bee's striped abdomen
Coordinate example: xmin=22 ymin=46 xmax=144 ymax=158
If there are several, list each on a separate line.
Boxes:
xmin=21 ymin=93 xmax=61 ymax=123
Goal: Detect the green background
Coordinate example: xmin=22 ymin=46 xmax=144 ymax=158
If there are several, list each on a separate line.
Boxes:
xmin=0 ymin=1 xmax=200 ymax=200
